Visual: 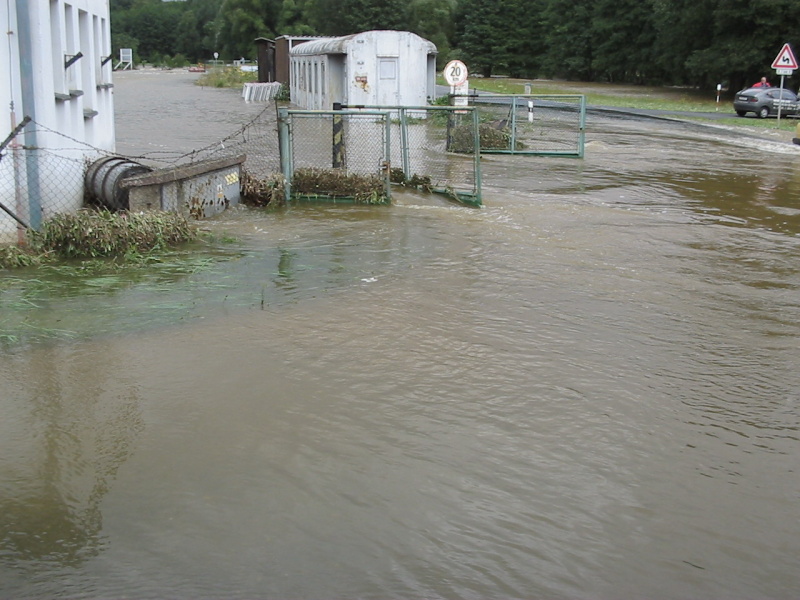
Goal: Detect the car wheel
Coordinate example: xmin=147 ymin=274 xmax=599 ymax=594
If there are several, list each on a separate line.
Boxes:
xmin=758 ymin=106 xmax=770 ymax=119
xmin=736 ymin=110 xmax=747 ymax=117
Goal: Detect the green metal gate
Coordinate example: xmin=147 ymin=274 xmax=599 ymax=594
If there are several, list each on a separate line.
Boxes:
xmin=278 ymin=107 xmax=392 ymax=204
xmin=470 ymin=95 xmax=586 ymax=157
xmin=286 ymin=105 xmax=482 ymax=207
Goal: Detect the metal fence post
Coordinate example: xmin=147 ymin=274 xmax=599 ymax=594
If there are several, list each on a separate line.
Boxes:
xmin=332 ymin=102 xmax=345 ymax=169
xmin=578 ymin=95 xmax=587 ymax=158
xmin=277 ymin=107 xmax=292 ymax=203
xmin=510 ymin=96 xmax=518 ymax=152
xmin=472 ymin=107 xmax=482 ymax=204
xmin=383 ymin=114 xmax=392 ymax=200
xmin=398 ymin=108 xmax=411 ymax=179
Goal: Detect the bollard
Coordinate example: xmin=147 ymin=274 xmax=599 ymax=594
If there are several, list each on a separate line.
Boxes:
xmin=332 ymin=102 xmax=345 ymax=169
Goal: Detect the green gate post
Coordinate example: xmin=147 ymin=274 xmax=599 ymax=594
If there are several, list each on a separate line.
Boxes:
xmin=398 ymin=108 xmax=410 ymax=180
xmin=277 ymin=107 xmax=292 ymax=203
xmin=510 ymin=96 xmax=518 ymax=152
xmin=578 ymin=95 xmax=587 ymax=158
xmin=383 ymin=113 xmax=392 ymax=200
xmin=472 ymin=107 xmax=482 ymax=205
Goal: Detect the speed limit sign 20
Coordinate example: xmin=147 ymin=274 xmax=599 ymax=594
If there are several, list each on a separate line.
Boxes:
xmin=444 ymin=60 xmax=468 ymax=86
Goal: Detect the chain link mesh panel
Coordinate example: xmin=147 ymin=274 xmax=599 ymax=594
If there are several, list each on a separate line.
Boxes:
xmin=1 ymin=130 xmax=97 ymax=242
xmin=176 ymin=104 xmax=281 ymax=179
xmin=337 ymin=106 xmax=482 ymax=207
xmin=279 ymin=109 xmax=391 ymax=204
xmin=1 ymin=104 xmax=283 ymax=243
xmin=470 ymin=95 xmax=586 ymax=157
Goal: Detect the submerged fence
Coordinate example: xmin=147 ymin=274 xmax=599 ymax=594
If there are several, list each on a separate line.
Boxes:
xmin=469 ymin=94 xmax=586 ymax=157
xmin=2 ymin=91 xmax=586 ymax=241
xmin=278 ymin=108 xmax=392 ymax=204
xmin=278 ymin=105 xmax=482 ymax=206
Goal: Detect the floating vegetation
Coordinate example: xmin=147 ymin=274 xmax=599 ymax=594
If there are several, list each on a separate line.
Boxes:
xmin=0 ymin=244 xmax=38 ymax=269
xmin=0 ymin=209 xmax=197 ymax=269
xmin=241 ymin=170 xmax=287 ymax=207
xmin=389 ymin=168 xmax=433 ymax=192
xmin=291 ymin=168 xmax=388 ymax=204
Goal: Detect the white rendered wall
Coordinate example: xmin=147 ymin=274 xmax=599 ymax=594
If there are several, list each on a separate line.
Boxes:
xmin=1 ymin=0 xmax=114 ymax=241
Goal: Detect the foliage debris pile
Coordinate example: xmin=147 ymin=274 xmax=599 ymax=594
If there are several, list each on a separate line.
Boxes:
xmin=390 ymin=168 xmax=433 ymax=192
xmin=448 ymin=123 xmax=524 ymax=153
xmin=291 ymin=168 xmax=388 ymax=204
xmin=241 ymin=170 xmax=287 ymax=207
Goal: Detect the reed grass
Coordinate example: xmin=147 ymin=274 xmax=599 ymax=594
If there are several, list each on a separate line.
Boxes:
xmin=0 ymin=209 xmax=197 ymax=270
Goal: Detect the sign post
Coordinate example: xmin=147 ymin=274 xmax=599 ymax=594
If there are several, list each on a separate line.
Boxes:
xmin=771 ymin=43 xmax=797 ymax=123
xmin=444 ymin=60 xmax=469 ymax=107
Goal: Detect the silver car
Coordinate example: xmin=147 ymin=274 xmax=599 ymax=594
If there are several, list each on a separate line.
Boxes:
xmin=733 ymin=87 xmax=800 ymax=118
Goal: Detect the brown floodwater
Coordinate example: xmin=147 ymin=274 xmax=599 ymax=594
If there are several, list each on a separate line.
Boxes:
xmin=1 ymin=71 xmax=799 ymax=599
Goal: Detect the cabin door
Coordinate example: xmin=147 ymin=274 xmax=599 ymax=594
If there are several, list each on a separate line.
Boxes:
xmin=377 ymin=57 xmax=399 ymax=105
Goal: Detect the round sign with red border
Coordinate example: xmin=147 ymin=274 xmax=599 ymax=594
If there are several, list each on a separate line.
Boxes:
xmin=444 ymin=60 xmax=468 ymax=86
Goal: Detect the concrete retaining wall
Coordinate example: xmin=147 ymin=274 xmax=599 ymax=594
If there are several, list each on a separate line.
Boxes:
xmin=122 ymin=155 xmax=245 ymax=219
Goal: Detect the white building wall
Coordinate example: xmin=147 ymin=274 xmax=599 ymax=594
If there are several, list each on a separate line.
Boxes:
xmin=1 ymin=0 xmax=114 ymax=242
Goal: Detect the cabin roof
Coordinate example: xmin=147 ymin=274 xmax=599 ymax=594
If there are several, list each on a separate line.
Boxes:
xmin=290 ymin=30 xmax=437 ymax=57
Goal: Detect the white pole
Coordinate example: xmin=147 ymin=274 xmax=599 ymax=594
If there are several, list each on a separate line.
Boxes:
xmin=777 ymin=75 xmax=786 ymax=124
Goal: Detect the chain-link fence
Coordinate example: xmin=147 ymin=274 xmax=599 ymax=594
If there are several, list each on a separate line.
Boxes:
xmin=278 ymin=108 xmax=392 ymax=204
xmin=281 ymin=106 xmax=482 ymax=207
xmin=129 ymin=103 xmax=281 ymax=180
xmin=174 ymin=104 xmax=281 ymax=180
xmin=391 ymin=106 xmax=481 ymax=207
xmin=1 ymin=119 xmax=103 ymax=242
xmin=470 ymin=95 xmax=586 ymax=157
xmin=1 ymin=104 xmax=283 ymax=243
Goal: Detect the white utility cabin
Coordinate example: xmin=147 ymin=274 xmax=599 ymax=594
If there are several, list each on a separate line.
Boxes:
xmin=289 ymin=30 xmax=438 ymax=110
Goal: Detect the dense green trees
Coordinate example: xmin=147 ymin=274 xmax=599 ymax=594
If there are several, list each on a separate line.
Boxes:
xmin=110 ymin=0 xmax=800 ymax=89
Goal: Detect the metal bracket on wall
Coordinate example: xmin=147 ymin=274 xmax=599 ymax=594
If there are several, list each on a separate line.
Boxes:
xmin=64 ymin=52 xmax=84 ymax=69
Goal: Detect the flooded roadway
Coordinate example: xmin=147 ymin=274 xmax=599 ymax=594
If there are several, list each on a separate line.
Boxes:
xmin=1 ymin=71 xmax=799 ymax=599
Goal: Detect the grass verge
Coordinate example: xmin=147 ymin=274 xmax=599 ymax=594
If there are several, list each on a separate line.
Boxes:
xmin=442 ymin=76 xmax=800 ymax=132
xmin=196 ymin=66 xmax=258 ymax=88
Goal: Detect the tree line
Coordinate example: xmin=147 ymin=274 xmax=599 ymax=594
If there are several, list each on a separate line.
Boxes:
xmin=112 ymin=0 xmax=800 ymax=91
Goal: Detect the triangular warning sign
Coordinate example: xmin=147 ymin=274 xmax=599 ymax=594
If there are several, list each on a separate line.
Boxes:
xmin=771 ymin=43 xmax=798 ymax=70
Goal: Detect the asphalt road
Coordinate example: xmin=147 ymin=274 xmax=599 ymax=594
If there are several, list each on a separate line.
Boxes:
xmin=441 ymin=86 xmax=798 ymax=123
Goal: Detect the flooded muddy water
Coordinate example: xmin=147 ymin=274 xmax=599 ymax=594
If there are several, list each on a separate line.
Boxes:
xmin=1 ymin=72 xmax=799 ymax=599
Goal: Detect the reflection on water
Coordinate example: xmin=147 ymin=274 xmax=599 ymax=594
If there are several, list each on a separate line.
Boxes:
xmin=0 ymin=342 xmax=144 ymax=571
xmin=1 ymin=113 xmax=799 ymax=599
